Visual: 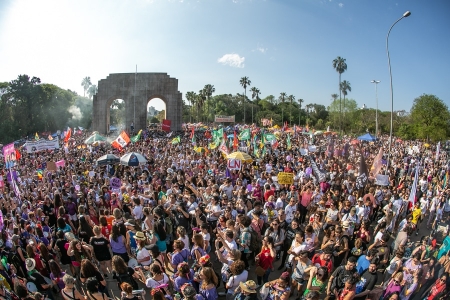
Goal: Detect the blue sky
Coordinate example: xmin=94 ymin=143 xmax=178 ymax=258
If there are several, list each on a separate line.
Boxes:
xmin=0 ymin=0 xmax=448 ymax=113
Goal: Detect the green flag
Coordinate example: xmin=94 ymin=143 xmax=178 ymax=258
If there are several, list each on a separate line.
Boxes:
xmin=238 ymin=129 xmax=251 ymax=141
xmin=264 ymin=133 xmax=277 ymax=142
xmin=212 ymin=128 xmax=223 ymax=145
xmin=130 ymin=129 xmax=142 ymax=143
xmin=171 ymin=136 xmax=181 ymax=144
xmin=287 ymin=134 xmax=291 ymax=150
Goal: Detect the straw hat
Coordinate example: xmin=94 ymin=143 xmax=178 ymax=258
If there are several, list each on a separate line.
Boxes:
xmin=239 ymin=280 xmax=257 ymax=293
xmin=134 ymin=231 xmax=146 ymax=240
xmin=25 ymin=258 xmax=36 ymax=271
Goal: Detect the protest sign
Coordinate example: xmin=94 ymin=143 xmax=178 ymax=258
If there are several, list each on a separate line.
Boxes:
xmin=375 ymin=174 xmax=389 ymax=186
xmin=3 ymin=143 xmax=16 ymax=168
xmin=25 ymin=138 xmax=59 ymax=153
xmin=227 ymin=159 xmax=241 ymax=170
xmin=110 ymin=177 xmax=122 ymax=189
xmin=88 ymin=171 xmax=95 ymax=178
xmin=47 ymin=162 xmax=57 ymax=172
xmin=277 ymin=172 xmax=294 ymax=185
xmin=55 ymin=160 xmax=65 ymax=168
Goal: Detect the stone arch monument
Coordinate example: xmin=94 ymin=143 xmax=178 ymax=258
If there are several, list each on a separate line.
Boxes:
xmin=92 ymin=73 xmax=182 ymax=134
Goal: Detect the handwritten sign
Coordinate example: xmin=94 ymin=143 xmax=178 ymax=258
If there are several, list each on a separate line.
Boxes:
xmin=47 ymin=162 xmax=57 ymax=172
xmin=110 ymin=177 xmax=122 ymax=189
xmin=277 ymin=172 xmax=294 ymax=185
xmin=227 ymin=159 xmax=242 ymax=171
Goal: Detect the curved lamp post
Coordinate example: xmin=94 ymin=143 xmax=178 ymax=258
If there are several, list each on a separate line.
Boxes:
xmin=386 ymin=10 xmax=411 ymax=171
xmin=371 ymin=80 xmax=380 ymax=137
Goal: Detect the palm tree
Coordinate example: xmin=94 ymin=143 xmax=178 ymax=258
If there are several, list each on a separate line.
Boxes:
xmin=278 ymin=92 xmax=287 ymax=103
xmin=202 ymin=84 xmax=215 ymax=123
xmin=186 ymin=91 xmax=197 ymax=122
xmin=81 ymin=76 xmax=92 ymax=97
xmin=332 ymin=57 xmax=347 ymax=132
xmin=239 ymin=77 xmax=251 ymax=123
xmin=340 ymin=80 xmax=351 ymax=116
xmin=331 ymin=93 xmax=339 ymax=103
xmin=287 ymin=95 xmax=295 ymax=124
xmin=197 ymin=90 xmax=206 ymax=122
xmin=250 ymin=87 xmax=260 ymax=124
xmin=87 ymin=84 xmax=98 ymax=99
xmin=298 ymin=98 xmax=304 ymax=125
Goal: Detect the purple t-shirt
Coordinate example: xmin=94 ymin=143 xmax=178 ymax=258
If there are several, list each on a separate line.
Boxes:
xmin=200 ymin=286 xmax=218 ymax=300
xmin=171 ymin=249 xmax=190 ymax=272
xmin=50 ymin=272 xmax=66 ymax=289
xmin=174 ymin=270 xmax=195 ymax=292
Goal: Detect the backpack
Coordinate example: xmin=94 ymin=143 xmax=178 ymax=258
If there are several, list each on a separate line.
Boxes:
xmin=116 ymin=271 xmax=139 ymax=291
xmin=248 ymin=227 xmax=262 ymax=253
xmin=164 ymin=216 xmax=173 ymax=236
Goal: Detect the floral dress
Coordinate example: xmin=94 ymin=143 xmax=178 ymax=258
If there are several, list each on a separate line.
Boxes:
xmin=265 ymin=284 xmax=290 ymax=300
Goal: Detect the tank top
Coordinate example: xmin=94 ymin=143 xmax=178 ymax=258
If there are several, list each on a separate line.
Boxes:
xmin=128 ymin=231 xmax=137 ymax=250
xmin=110 ymin=235 xmax=127 ymax=254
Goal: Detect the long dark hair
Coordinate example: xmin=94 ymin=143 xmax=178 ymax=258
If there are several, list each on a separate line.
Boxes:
xmin=71 ymin=240 xmax=90 ymax=262
xmin=49 ymin=260 xmax=64 ymax=278
xmin=80 ymin=259 xmax=98 ymax=278
xmin=111 ymin=224 xmax=121 ymax=242
xmin=78 ymin=216 xmax=94 ymax=238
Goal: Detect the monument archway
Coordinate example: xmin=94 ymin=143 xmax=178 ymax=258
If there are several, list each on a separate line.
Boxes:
xmin=93 ymin=73 xmax=182 ymax=134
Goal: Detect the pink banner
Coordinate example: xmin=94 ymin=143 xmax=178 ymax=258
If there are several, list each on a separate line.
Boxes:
xmin=55 ymin=160 xmax=65 ymax=168
xmin=3 ymin=143 xmax=16 ymax=168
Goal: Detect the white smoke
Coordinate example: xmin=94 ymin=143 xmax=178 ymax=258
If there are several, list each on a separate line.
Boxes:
xmin=68 ymin=105 xmax=82 ymax=120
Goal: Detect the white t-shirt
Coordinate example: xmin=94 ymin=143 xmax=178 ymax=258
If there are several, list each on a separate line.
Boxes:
xmin=145 ymin=273 xmax=169 ymax=288
xmin=137 ymin=247 xmax=152 ymax=266
xmin=227 ymin=270 xmax=249 ymax=294
xmin=133 ymin=205 xmax=143 ymax=220
xmin=178 ymin=235 xmax=190 ymax=250
xmin=285 ymin=204 xmax=297 ymax=223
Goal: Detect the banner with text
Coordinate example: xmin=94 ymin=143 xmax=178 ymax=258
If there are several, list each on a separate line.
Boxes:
xmin=215 ymin=115 xmax=235 ymax=123
xmin=277 ymin=172 xmax=294 ymax=185
xmin=3 ymin=143 xmax=16 ymax=168
xmin=25 ymin=138 xmax=59 ymax=153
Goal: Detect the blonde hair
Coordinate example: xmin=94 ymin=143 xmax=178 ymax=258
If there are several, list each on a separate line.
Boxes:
xmin=93 ymin=226 xmax=101 ymax=235
xmin=177 ymin=226 xmax=186 ymax=237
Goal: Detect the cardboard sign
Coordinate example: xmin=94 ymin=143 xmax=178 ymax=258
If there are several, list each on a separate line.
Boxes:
xmin=88 ymin=171 xmax=95 ymax=178
xmin=47 ymin=162 xmax=57 ymax=172
xmin=227 ymin=159 xmax=242 ymax=170
xmin=110 ymin=177 xmax=122 ymax=189
xmin=375 ymin=174 xmax=389 ymax=186
xmin=277 ymin=172 xmax=294 ymax=185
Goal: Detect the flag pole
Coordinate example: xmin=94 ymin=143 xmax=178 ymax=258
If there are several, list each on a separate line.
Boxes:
xmin=134 ymin=65 xmax=137 ymax=134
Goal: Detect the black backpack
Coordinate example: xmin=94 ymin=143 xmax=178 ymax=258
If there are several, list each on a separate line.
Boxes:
xmin=116 ymin=272 xmax=138 ymax=290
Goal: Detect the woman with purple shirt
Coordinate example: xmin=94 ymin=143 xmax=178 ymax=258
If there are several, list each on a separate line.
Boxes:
xmin=198 ymin=267 xmax=218 ymax=300
xmin=173 ymin=262 xmax=195 ymax=292
xmin=168 ymin=240 xmax=190 ymax=273
xmin=383 ymin=272 xmax=404 ymax=299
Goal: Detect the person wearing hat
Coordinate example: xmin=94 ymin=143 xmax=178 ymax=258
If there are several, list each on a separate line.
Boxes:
xmin=180 ymin=283 xmax=203 ymax=300
xmin=233 ymin=280 xmax=258 ymax=300
xmin=124 ymin=219 xmax=138 ymax=256
xmin=134 ymin=231 xmax=151 ymax=266
xmin=25 ymin=258 xmax=53 ymax=299
xmin=341 ymin=205 xmax=359 ymax=236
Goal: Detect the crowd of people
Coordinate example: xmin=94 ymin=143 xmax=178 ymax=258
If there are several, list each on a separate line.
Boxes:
xmin=0 ymin=125 xmax=449 ymax=300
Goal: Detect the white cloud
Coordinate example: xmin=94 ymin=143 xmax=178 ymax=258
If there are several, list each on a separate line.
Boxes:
xmin=339 ymin=3 xmax=344 ymax=8
xmin=217 ymin=53 xmax=245 ymax=68
xmin=257 ymin=47 xmax=267 ymax=54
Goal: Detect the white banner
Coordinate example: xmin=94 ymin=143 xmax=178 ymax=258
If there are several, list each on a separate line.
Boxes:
xmin=227 ymin=159 xmax=242 ymax=170
xmin=25 ymin=138 xmax=60 ymax=153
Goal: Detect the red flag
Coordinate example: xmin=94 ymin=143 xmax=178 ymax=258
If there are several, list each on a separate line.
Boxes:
xmin=162 ymin=119 xmax=171 ymax=132
xmin=272 ymin=140 xmax=279 ymax=149
xmin=190 ymin=127 xmax=195 ymax=139
xmin=204 ymin=130 xmax=212 ymax=139
xmin=64 ymin=127 xmax=72 ymax=143
xmin=233 ymin=131 xmax=238 ymax=150
xmin=15 ymin=149 xmax=21 ymax=160
xmin=111 ymin=131 xmax=131 ymax=151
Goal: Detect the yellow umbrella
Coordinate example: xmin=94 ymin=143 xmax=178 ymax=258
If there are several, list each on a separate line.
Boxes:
xmin=273 ymin=124 xmax=280 ymax=129
xmin=424 ymin=143 xmax=430 ymax=148
xmin=194 ymin=146 xmax=207 ymax=153
xmin=227 ymin=151 xmax=253 ymax=163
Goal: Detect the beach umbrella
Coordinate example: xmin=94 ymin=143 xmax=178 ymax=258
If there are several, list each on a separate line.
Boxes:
xmin=84 ymin=133 xmax=106 ymax=144
xmin=350 ymin=139 xmax=359 ymax=145
xmin=194 ymin=147 xmax=207 ymax=153
xmin=424 ymin=143 xmax=430 ymax=148
xmin=323 ymin=131 xmax=333 ymax=136
xmin=314 ymin=131 xmax=323 ymax=136
xmin=227 ymin=151 xmax=253 ymax=163
xmin=120 ymin=152 xmax=147 ymax=166
xmin=96 ymin=154 xmax=120 ymax=166
xmin=357 ymin=133 xmax=377 ymax=142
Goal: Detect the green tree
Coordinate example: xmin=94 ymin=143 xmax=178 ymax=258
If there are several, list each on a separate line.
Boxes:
xmin=298 ymin=98 xmax=304 ymax=125
xmin=278 ymin=92 xmax=287 ymax=103
xmin=185 ymin=91 xmax=197 ymax=122
xmin=81 ymin=76 xmax=91 ymax=97
xmin=239 ymin=77 xmax=251 ymax=123
xmin=250 ymin=87 xmax=260 ymax=124
xmin=203 ymin=84 xmax=215 ymax=122
xmin=287 ymin=95 xmax=295 ymax=124
xmin=410 ymin=94 xmax=450 ymax=141
xmin=87 ymin=84 xmax=97 ymax=99
xmin=340 ymin=80 xmax=351 ymax=116
xmin=332 ymin=56 xmax=347 ymax=131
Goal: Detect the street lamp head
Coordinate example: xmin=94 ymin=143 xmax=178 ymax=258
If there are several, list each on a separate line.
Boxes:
xmin=371 ymin=80 xmax=380 ymax=84
xmin=403 ymin=11 xmax=411 ymax=17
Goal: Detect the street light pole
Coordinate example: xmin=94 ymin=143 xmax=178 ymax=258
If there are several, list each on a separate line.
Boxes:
xmin=371 ymin=80 xmax=380 ymax=137
xmin=386 ymin=10 xmax=411 ymax=171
